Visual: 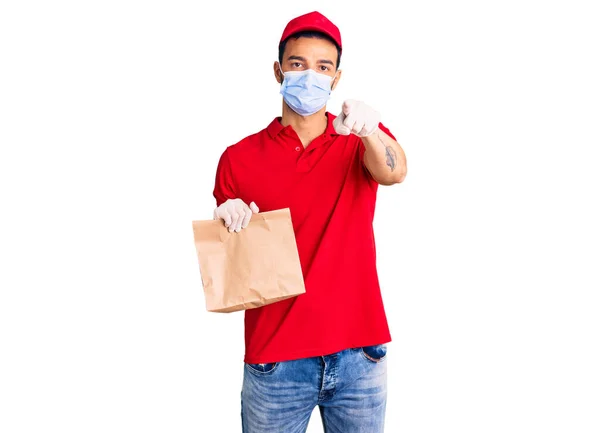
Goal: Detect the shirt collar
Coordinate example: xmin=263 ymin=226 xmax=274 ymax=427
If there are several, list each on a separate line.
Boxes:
xmin=266 ymin=111 xmax=339 ymax=139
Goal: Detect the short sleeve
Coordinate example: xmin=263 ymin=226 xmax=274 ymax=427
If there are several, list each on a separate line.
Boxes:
xmin=377 ymin=122 xmax=396 ymax=141
xmin=213 ymin=148 xmax=237 ymax=207
xmin=359 ymin=121 xmax=397 ymax=168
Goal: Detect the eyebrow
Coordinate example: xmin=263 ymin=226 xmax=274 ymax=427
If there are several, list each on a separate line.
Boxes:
xmin=287 ymin=55 xmax=334 ymax=66
xmin=317 ymin=59 xmax=334 ymax=66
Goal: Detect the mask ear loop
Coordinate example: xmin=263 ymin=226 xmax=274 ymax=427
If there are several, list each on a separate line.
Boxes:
xmin=278 ymin=65 xmax=285 ymax=84
xmin=329 ymin=73 xmax=336 ymax=91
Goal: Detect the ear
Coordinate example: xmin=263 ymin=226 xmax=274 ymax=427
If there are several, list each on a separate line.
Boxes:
xmin=273 ymin=61 xmax=284 ymax=84
xmin=331 ymin=69 xmax=342 ymax=91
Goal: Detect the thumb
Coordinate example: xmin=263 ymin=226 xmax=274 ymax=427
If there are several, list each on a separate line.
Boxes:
xmin=249 ymin=201 xmax=259 ymax=213
xmin=333 ymin=112 xmax=351 ymax=135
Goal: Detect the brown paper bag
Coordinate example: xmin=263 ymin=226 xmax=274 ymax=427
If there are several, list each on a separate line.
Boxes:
xmin=191 ymin=208 xmax=306 ymax=313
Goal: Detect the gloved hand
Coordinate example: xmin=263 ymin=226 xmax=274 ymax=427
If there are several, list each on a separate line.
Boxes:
xmin=213 ymin=198 xmax=260 ymax=233
xmin=333 ymin=99 xmax=381 ymax=137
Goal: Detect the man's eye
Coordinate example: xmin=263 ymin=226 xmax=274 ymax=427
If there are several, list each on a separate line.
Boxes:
xmin=320 ymin=66 xmax=329 ymax=71
xmin=292 ymin=62 xmax=302 ymax=68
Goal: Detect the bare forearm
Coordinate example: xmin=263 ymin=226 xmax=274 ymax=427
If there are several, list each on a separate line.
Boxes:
xmin=362 ymin=128 xmax=407 ymax=185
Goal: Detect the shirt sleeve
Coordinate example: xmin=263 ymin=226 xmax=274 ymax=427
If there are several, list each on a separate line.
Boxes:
xmin=359 ymin=121 xmax=397 ymax=170
xmin=213 ymin=147 xmax=237 ymax=207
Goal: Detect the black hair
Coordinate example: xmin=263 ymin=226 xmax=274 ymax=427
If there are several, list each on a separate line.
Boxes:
xmin=278 ymin=30 xmax=341 ymax=70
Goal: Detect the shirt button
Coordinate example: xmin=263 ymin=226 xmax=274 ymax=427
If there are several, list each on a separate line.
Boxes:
xmin=295 ymin=146 xmax=301 ymax=152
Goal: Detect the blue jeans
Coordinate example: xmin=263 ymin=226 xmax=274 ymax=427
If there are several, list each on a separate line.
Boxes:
xmin=241 ymin=344 xmax=388 ymax=432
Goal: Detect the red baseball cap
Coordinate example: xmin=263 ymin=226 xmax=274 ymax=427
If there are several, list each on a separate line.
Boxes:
xmin=279 ymin=11 xmax=342 ymax=52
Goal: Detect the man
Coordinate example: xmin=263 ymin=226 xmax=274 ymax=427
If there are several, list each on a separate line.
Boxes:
xmin=212 ymin=11 xmax=407 ymax=433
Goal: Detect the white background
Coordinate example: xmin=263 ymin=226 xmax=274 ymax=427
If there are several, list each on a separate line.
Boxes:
xmin=1 ymin=0 xmax=599 ymax=432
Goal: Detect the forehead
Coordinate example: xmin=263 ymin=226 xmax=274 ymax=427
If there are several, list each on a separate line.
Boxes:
xmin=282 ymin=36 xmax=338 ymax=61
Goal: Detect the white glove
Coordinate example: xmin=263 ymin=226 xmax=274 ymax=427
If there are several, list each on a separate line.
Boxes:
xmin=213 ymin=198 xmax=259 ymax=233
xmin=333 ymin=99 xmax=381 ymax=137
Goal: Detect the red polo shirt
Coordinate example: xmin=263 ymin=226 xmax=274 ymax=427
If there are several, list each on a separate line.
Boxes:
xmin=213 ymin=111 xmax=395 ymax=363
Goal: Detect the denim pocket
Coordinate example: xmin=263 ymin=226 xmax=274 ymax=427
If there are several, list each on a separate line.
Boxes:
xmin=245 ymin=361 xmax=279 ymax=375
xmin=360 ymin=343 xmax=388 ymax=363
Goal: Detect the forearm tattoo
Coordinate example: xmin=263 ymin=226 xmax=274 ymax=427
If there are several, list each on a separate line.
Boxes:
xmin=378 ymin=132 xmax=397 ymax=171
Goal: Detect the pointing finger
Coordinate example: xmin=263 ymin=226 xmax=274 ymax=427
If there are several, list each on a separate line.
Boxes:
xmin=342 ymin=100 xmax=353 ymax=116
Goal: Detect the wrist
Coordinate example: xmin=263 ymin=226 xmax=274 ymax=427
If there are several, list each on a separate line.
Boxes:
xmin=359 ymin=126 xmax=380 ymax=139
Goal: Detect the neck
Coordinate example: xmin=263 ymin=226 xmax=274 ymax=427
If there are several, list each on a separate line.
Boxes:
xmin=280 ymin=102 xmax=328 ymax=147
